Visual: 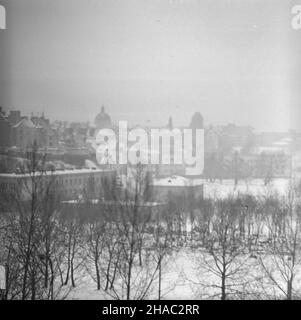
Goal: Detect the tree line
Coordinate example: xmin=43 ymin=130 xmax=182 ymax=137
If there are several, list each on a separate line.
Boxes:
xmin=1 ymin=148 xmax=301 ymax=300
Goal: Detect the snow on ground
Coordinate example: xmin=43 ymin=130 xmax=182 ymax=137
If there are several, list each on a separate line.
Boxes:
xmin=66 ymin=178 xmax=299 ymax=300
xmin=204 ymin=179 xmax=290 ymax=199
xmin=66 ymin=249 xmax=200 ymax=300
xmin=67 ymin=249 xmax=200 ymax=300
xmin=67 ymin=247 xmax=283 ymax=300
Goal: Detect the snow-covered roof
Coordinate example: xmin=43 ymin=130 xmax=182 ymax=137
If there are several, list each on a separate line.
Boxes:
xmin=62 ymin=199 xmax=163 ymax=207
xmin=272 ymin=140 xmax=290 ymax=146
xmin=0 ymin=168 xmax=114 ymax=179
xmin=13 ymin=118 xmax=36 ymax=129
xmin=151 ymin=175 xmax=204 ymax=187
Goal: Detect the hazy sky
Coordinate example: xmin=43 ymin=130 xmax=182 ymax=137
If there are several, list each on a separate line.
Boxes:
xmin=0 ymin=0 xmax=300 ymax=131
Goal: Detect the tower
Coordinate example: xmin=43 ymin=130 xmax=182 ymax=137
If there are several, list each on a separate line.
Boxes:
xmin=94 ymin=105 xmax=112 ymax=130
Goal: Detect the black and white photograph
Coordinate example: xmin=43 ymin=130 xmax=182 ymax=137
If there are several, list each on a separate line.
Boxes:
xmin=1 ymin=0 xmax=301 ymax=307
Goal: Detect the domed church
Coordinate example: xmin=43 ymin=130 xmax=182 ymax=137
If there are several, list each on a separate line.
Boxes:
xmin=189 ymin=112 xmax=204 ymax=129
xmin=94 ymin=106 xmax=112 ymax=130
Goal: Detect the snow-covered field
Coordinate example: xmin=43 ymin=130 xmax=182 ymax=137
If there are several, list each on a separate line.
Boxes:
xmin=204 ymin=179 xmax=290 ymax=199
xmin=64 ymin=178 xmax=300 ymax=300
xmin=66 ymin=248 xmax=237 ymax=300
xmin=67 ymin=246 xmax=301 ymax=300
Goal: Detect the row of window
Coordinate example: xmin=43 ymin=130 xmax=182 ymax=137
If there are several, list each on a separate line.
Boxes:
xmin=55 ymin=175 xmax=103 ymax=187
xmin=0 ymin=174 xmax=106 ymax=191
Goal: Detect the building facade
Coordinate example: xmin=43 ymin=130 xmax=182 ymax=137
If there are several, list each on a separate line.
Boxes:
xmin=0 ymin=168 xmax=116 ymax=201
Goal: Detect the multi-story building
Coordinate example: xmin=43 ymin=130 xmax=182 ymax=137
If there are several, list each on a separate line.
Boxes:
xmin=0 ymin=109 xmax=11 ymax=147
xmin=7 ymin=110 xmax=21 ymax=126
xmin=4 ymin=111 xmax=59 ymax=150
xmin=11 ymin=117 xmax=37 ymax=150
xmin=0 ymin=168 xmax=116 ymax=201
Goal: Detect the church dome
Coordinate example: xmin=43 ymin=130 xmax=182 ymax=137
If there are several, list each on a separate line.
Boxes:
xmin=94 ymin=106 xmax=112 ymax=129
xmin=189 ymin=112 xmax=204 ymax=129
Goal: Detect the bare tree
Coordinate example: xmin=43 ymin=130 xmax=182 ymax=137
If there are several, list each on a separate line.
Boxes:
xmin=152 ymin=207 xmax=174 ymax=300
xmin=1 ymin=143 xmax=70 ymax=299
xmin=194 ymin=198 xmax=251 ymax=300
xmin=59 ymin=204 xmax=86 ymax=288
xmin=84 ymin=200 xmax=108 ymax=291
xmin=96 ymin=165 xmax=162 ymax=300
xmin=258 ymin=189 xmax=301 ymax=300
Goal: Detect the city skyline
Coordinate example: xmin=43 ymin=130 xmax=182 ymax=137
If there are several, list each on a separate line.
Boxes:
xmin=2 ymin=1 xmax=301 ymax=303
xmin=0 ymin=0 xmax=300 ymax=131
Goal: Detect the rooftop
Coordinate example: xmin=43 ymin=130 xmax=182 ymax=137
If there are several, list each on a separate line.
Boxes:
xmin=0 ymin=168 xmax=115 ymax=179
xmin=151 ymin=175 xmax=204 ymax=187
xmin=62 ymin=199 xmax=163 ymax=207
xmin=13 ymin=118 xmax=36 ymax=129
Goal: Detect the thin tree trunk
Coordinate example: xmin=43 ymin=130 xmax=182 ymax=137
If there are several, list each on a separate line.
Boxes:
xmin=158 ymin=256 xmax=162 ymax=300
xmin=95 ymin=258 xmax=101 ymax=290
xmin=221 ymin=273 xmax=226 ymax=300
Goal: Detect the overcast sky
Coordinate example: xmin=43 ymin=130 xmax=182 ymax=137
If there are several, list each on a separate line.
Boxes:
xmin=0 ymin=0 xmax=300 ymax=131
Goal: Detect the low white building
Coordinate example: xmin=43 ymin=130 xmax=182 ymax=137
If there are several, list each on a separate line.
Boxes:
xmin=150 ymin=175 xmax=204 ymax=201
